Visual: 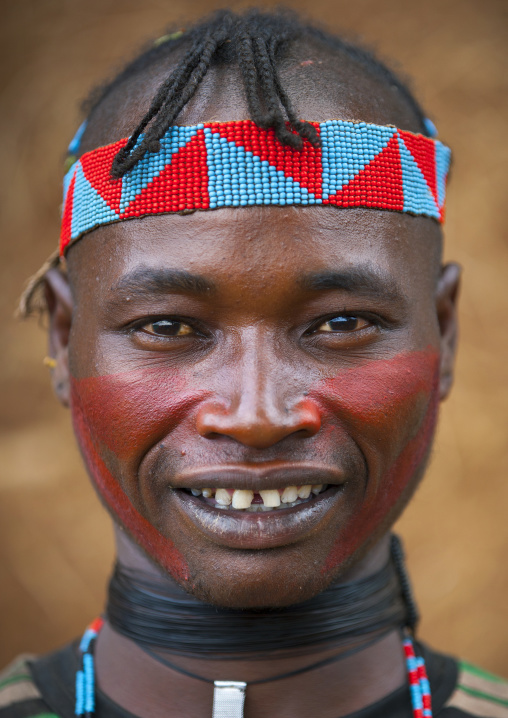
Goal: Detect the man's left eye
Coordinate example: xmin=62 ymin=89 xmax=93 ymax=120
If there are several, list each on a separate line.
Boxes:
xmin=140 ymin=320 xmax=194 ymax=337
xmin=317 ymin=316 xmax=370 ymax=332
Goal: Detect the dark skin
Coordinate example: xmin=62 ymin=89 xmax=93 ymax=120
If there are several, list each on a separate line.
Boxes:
xmin=44 ymin=42 xmax=460 ymax=718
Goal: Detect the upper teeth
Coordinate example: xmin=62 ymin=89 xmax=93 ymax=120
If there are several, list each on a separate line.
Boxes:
xmin=215 ymin=488 xmax=232 ymax=506
xmin=232 ymin=489 xmax=254 ymax=509
xmin=188 ymin=484 xmax=327 ymax=510
xmin=281 ymin=486 xmax=298 ymax=503
xmin=259 ymin=489 xmax=280 ymax=507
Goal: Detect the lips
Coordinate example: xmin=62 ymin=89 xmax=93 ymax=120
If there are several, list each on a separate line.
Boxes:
xmin=169 ymin=463 xmax=346 ymax=550
xmin=174 ymin=462 xmax=344 ymax=491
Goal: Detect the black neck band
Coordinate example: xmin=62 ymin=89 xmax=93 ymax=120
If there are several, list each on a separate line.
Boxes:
xmin=106 ymin=535 xmax=415 ymax=659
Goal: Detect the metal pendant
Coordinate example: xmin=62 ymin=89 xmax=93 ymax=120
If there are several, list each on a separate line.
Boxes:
xmin=212 ymin=680 xmax=247 ymax=718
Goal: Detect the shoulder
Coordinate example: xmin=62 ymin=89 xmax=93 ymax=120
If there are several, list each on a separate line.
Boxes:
xmin=441 ymin=659 xmax=508 ymax=717
xmin=0 ymin=655 xmax=59 ymax=718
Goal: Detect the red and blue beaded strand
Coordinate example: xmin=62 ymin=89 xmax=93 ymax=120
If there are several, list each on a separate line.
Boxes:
xmin=403 ymin=635 xmax=433 ymax=718
xmin=75 ymin=619 xmax=432 ymax=717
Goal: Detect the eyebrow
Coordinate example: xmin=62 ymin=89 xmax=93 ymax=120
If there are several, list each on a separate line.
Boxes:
xmin=111 ymin=267 xmax=215 ymax=297
xmin=300 ymin=268 xmax=405 ymax=303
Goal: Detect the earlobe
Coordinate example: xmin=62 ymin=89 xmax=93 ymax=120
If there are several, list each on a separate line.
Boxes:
xmin=436 ymin=262 xmax=461 ymax=400
xmin=44 ymin=267 xmax=73 ymax=408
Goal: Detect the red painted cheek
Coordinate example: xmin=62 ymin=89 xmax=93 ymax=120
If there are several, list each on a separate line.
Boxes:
xmin=308 ymin=349 xmax=441 ymax=574
xmin=71 ymin=367 xmax=194 ymax=460
xmin=70 ymin=367 xmax=208 ymax=582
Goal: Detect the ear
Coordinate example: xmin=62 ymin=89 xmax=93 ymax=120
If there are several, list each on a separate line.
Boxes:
xmin=44 ymin=267 xmax=73 ymax=407
xmin=436 ymin=262 xmax=461 ymax=400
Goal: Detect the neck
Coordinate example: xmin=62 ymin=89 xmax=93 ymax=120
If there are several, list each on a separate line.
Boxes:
xmin=95 ymin=529 xmax=408 ymax=718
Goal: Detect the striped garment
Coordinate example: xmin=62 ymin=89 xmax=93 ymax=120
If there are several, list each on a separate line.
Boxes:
xmin=1 ymin=644 xmax=507 ymax=717
xmin=445 ymin=662 xmax=508 ymax=717
xmin=0 ymin=655 xmax=56 ymax=718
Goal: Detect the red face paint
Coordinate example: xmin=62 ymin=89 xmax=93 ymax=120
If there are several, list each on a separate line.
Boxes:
xmin=70 ymin=348 xmax=440 ymax=583
xmin=70 ymin=366 xmax=207 ymax=582
xmin=309 ymin=348 xmax=440 ymax=574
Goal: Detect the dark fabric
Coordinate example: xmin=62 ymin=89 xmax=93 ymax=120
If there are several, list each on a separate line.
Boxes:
xmin=0 ymin=639 xmax=497 ymax=717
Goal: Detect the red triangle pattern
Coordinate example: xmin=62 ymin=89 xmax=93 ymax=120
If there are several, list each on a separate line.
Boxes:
xmin=209 ymin=120 xmax=322 ymax=197
xmin=60 ymin=170 xmax=76 ymax=254
xmin=119 ymin=130 xmax=210 ymax=217
xmin=398 ymin=130 xmax=437 ymax=204
xmin=326 ymin=134 xmax=404 ymax=211
xmin=81 ymin=138 xmax=127 ymax=214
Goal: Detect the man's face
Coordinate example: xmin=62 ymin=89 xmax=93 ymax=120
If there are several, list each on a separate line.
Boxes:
xmin=62 ymin=204 xmax=451 ymax=607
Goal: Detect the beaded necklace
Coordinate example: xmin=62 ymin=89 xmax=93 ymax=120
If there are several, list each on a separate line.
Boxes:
xmin=74 ymin=618 xmax=432 ymax=718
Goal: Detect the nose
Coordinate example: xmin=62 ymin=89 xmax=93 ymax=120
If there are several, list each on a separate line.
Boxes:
xmin=195 ymin=334 xmax=321 ymax=449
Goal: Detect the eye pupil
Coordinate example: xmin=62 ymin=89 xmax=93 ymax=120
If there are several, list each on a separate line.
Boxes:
xmin=327 ymin=316 xmax=359 ymax=331
xmin=151 ymin=320 xmax=184 ymax=336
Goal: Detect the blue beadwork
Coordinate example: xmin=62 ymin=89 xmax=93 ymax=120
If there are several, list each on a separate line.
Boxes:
xmin=68 ymin=121 xmax=88 ymax=155
xmin=61 ymin=119 xmax=451 ymax=253
xmin=423 ymin=118 xmax=438 ymax=138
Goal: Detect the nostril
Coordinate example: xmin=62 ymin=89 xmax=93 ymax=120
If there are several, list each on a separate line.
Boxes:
xmin=294 ymin=398 xmax=322 ymax=437
xmin=195 ymin=396 xmax=322 ymax=448
xmin=195 ymin=400 xmax=232 ymax=438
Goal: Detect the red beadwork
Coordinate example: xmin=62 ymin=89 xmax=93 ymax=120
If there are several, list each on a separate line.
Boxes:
xmin=60 ymin=119 xmax=448 ymax=254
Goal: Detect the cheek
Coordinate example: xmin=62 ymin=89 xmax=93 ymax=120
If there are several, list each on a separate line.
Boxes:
xmin=70 ymin=367 xmax=194 ymax=461
xmin=314 ymin=348 xmax=439 ymax=440
xmin=69 ymin=367 xmax=207 ymax=582
xmin=309 ymin=349 xmax=440 ymax=573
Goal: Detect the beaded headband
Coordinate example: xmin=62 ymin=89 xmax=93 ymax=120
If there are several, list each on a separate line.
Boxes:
xmin=60 ymin=119 xmax=451 ymax=255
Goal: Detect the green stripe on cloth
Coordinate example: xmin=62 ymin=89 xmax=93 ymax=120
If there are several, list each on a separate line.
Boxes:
xmin=0 ymin=656 xmax=36 ymax=687
xmin=459 ymin=685 xmax=508 ymax=709
xmin=461 ymin=661 xmax=507 ymax=685
xmin=459 ymin=661 xmax=508 ymax=704
xmin=0 ymin=680 xmax=42 ymax=710
xmin=446 ymin=688 xmax=508 ymax=717
xmin=0 ymin=673 xmax=32 ymax=689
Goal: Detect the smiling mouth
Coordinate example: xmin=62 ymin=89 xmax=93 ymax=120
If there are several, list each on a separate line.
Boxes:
xmin=168 ymin=463 xmax=347 ymax=549
xmin=183 ymin=484 xmax=328 ymax=512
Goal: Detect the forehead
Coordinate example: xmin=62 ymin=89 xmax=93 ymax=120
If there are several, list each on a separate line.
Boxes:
xmin=67 ymin=206 xmax=441 ymax=302
xmin=80 ymin=40 xmax=424 ymax=154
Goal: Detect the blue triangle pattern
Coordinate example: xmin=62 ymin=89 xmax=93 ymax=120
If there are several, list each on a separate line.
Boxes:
xmin=203 ymin=128 xmax=318 ymax=207
xmin=397 ymin=135 xmax=440 ymax=219
xmin=435 ymin=140 xmax=451 ymax=209
xmin=71 ymin=163 xmax=120 ymax=240
xmin=320 ymin=121 xmax=395 ymax=199
xmin=119 ymin=126 xmax=199 ymax=213
xmin=63 ymin=162 xmax=77 ymax=205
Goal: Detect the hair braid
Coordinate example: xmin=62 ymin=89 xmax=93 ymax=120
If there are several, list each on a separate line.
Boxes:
xmin=235 ymin=27 xmax=267 ymax=128
xmin=390 ymin=534 xmax=420 ymax=635
xmin=235 ymin=17 xmax=317 ymax=150
xmin=258 ymin=27 xmax=319 ymax=148
xmin=111 ymin=36 xmax=209 ymax=176
xmin=264 ymin=34 xmax=320 ymax=148
xmin=251 ymin=34 xmax=302 ymax=148
xmin=112 ymin=11 xmax=234 ymax=177
xmin=148 ymin=23 xmax=232 ymax=145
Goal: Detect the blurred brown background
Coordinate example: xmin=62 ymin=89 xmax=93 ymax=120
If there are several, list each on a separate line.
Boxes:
xmin=1 ymin=0 xmax=507 ymax=674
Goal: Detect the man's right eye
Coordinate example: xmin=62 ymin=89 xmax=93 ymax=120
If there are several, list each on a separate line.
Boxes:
xmin=139 ymin=320 xmax=194 ymax=337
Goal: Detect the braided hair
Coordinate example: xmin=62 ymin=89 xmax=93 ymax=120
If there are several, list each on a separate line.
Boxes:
xmin=80 ymin=8 xmax=430 ymax=180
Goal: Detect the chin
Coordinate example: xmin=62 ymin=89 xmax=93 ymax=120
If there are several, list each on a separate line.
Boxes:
xmin=168 ymin=543 xmax=345 ymax=609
